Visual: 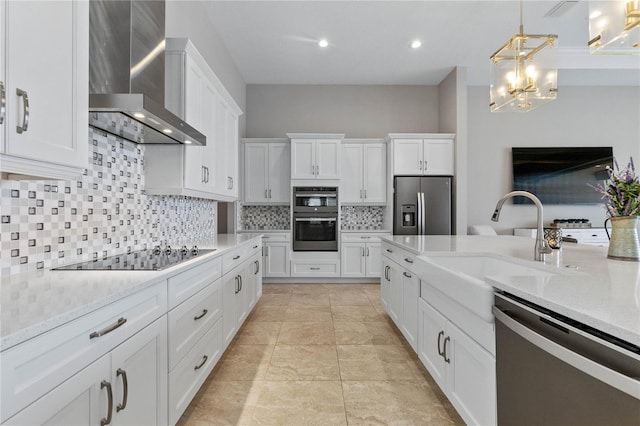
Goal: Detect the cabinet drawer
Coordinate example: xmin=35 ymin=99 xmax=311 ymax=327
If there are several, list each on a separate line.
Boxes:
xmin=169 ymin=318 xmax=223 ymax=425
xmin=291 ymin=260 xmax=340 ymax=277
xmin=341 ymin=233 xmax=390 ymax=243
xmin=0 ymin=281 xmax=167 ymax=423
xmin=261 ymin=233 xmax=290 ymax=242
xmin=382 ymin=242 xmax=417 ymax=273
xmin=168 ymin=280 xmax=222 ymax=370
xmin=168 ymin=256 xmax=221 ymax=309
xmin=222 ymin=240 xmax=261 ymax=275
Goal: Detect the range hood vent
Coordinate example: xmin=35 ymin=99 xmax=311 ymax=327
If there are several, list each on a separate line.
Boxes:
xmin=89 ymin=0 xmax=205 ymax=146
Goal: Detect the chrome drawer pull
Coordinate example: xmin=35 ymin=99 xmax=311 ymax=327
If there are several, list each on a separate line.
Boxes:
xmin=116 ymin=369 xmax=128 ymax=412
xmin=253 ymin=245 xmax=259 ymax=249
xmin=194 ymin=355 xmax=208 ymax=371
xmin=0 ymin=81 xmax=5 ymax=124
xmin=403 ymin=271 xmax=412 ymax=278
xmin=194 ymin=309 xmax=208 ymax=321
xmin=101 ymin=380 xmax=113 ymax=426
xmin=233 ymin=255 xmax=240 ymax=260
xmin=310 ymin=267 xmax=320 ymax=270
xmin=437 ymin=331 xmax=444 ymax=356
xmin=386 ymin=248 xmax=393 ymax=253
xmin=90 ymin=317 xmax=127 ymax=339
xmin=404 ymin=257 xmax=413 ymax=264
xmin=16 ymin=88 xmax=29 ymax=134
xmin=443 ymin=336 xmax=451 ymax=363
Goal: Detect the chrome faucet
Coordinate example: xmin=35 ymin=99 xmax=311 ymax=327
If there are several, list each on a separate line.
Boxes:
xmin=491 ymin=190 xmax=552 ymax=261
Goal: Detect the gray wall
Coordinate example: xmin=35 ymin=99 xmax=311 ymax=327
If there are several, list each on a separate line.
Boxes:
xmin=245 ymin=85 xmax=439 ymax=138
xmin=467 ymin=85 xmax=640 ymax=234
xmin=166 ymin=0 xmax=247 ymax=136
xmin=439 ymin=67 xmax=468 ymax=235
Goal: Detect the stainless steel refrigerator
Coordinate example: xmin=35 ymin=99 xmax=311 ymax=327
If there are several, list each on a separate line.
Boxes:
xmin=393 ymin=176 xmax=452 ymax=235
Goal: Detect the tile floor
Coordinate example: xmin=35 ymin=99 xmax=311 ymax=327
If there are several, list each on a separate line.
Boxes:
xmin=177 ymin=283 xmax=465 ymax=426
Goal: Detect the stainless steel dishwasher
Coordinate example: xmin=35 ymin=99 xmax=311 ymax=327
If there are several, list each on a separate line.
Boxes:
xmin=493 ymin=292 xmax=640 ymax=425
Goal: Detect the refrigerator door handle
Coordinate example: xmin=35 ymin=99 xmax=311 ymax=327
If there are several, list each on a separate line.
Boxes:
xmin=421 ymin=192 xmax=426 ymax=235
xmin=416 ymin=192 xmax=422 ymax=235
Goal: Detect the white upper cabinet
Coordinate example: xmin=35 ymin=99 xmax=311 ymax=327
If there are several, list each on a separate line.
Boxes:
xmin=242 ymin=139 xmax=290 ymax=204
xmin=145 ymin=38 xmax=242 ymax=201
xmin=341 ymin=141 xmax=386 ymax=204
xmin=288 ymin=134 xmax=343 ymax=180
xmin=389 ymin=134 xmax=455 ymax=176
xmin=0 ymin=0 xmax=88 ymax=180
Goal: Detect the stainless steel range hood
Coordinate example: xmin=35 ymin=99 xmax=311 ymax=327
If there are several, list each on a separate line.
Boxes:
xmin=89 ymin=0 xmax=205 ymax=146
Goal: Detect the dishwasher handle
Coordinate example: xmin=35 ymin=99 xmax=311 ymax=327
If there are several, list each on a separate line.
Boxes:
xmin=492 ymin=305 xmax=640 ymax=400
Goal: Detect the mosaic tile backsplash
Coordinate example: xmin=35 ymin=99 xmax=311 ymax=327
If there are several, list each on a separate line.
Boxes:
xmin=341 ymin=206 xmax=385 ymax=230
xmin=1 ymin=127 xmax=216 ymax=276
xmin=239 ymin=205 xmax=290 ymax=230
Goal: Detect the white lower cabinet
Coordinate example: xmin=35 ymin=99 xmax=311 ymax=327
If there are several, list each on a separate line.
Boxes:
xmin=418 ymin=299 xmax=496 ymax=426
xmin=400 ymin=269 xmax=419 ymax=351
xmin=4 ymin=317 xmax=168 ymax=426
xmin=261 ymin=233 xmax=291 ymax=278
xmin=341 ymin=233 xmax=389 ymax=278
xmin=381 ymin=257 xmax=402 ymax=324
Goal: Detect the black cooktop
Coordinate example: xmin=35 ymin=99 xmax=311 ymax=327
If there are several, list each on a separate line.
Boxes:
xmin=54 ymin=246 xmax=216 ymax=271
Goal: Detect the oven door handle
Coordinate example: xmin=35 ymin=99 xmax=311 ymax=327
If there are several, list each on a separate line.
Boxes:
xmin=294 ymin=218 xmax=336 ymax=222
xmin=492 ymin=306 xmax=640 ymax=400
xmin=294 ymin=193 xmax=337 ymax=198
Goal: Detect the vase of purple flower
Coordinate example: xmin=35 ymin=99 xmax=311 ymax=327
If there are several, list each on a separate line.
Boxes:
xmin=592 ymin=157 xmax=640 ymax=261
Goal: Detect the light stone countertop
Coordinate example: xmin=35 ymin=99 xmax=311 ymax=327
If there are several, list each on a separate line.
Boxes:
xmin=381 ymin=235 xmax=640 ymax=347
xmin=341 ymin=229 xmax=392 ymax=233
xmin=237 ymin=229 xmax=289 ymax=233
xmin=0 ymin=234 xmax=263 ymax=351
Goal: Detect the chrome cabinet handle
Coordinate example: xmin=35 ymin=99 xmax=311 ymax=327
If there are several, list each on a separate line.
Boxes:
xmin=239 ymin=275 xmax=243 ymax=291
xmin=255 ymin=259 xmax=260 ymax=274
xmin=424 ymin=161 xmax=427 ymax=171
xmin=253 ymin=245 xmax=259 ymax=249
xmin=90 ymin=317 xmax=127 ymax=339
xmin=194 ymin=355 xmax=208 ymax=371
xmin=437 ymin=331 xmax=444 ymax=356
xmin=265 ymin=189 xmax=268 ymax=199
xmin=0 ymin=81 xmax=5 ymax=124
xmin=443 ymin=336 xmax=451 ymax=363
xmin=116 ymin=369 xmax=128 ymax=412
xmin=268 ymin=189 xmax=271 ymax=198
xmin=16 ymin=88 xmax=29 ymax=134
xmin=419 ymin=160 xmax=423 ymax=170
xmin=361 ymin=236 xmax=371 ymax=239
xmin=386 ymin=248 xmax=393 ymax=253
xmin=404 ymin=258 xmax=413 ymax=264
xmin=202 ymin=166 xmax=205 ymax=183
xmin=101 ymin=380 xmax=113 ymax=426
xmin=310 ymin=267 xmax=320 ymax=270
xmin=403 ymin=271 xmax=412 ymax=278
xmin=194 ymin=309 xmax=208 ymax=321
xmin=366 ymin=247 xmax=369 ymax=256
xmin=364 ymin=189 xmax=367 ymax=199
xmin=235 ymin=276 xmax=239 ymax=294
xmin=233 ymin=255 xmax=240 ymax=260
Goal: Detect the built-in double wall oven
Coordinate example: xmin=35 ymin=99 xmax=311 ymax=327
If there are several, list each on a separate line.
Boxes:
xmin=292 ymin=186 xmax=338 ymax=251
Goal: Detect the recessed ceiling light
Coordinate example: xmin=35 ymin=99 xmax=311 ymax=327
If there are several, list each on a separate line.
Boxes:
xmin=318 ymin=39 xmax=328 ymax=48
xmin=411 ymin=40 xmax=422 ymax=49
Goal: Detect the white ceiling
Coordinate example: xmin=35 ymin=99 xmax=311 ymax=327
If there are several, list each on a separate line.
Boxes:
xmin=202 ymin=0 xmax=640 ymax=86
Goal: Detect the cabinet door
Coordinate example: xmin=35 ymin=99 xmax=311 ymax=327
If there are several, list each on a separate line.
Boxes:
xmin=183 ymin=56 xmax=206 ymax=192
xmin=365 ymin=243 xmax=382 ymax=277
xmin=423 ymin=139 xmax=454 ymax=176
xmin=3 ymin=355 xmax=109 ymax=426
xmin=363 ymin=144 xmax=387 ymax=203
xmin=268 ymin=143 xmax=291 ymax=203
xmin=418 ymin=299 xmax=447 ymax=390
xmin=110 ymin=317 xmax=168 ymax=426
xmin=264 ymin=242 xmax=290 ymax=277
xmin=222 ymin=272 xmax=238 ymax=348
xmin=253 ymin=256 xmax=263 ymax=300
xmin=242 ymin=259 xmax=257 ymax=312
xmin=200 ymin=79 xmax=218 ymax=192
xmin=387 ymin=260 xmax=402 ymax=325
xmin=235 ymin=272 xmax=248 ymax=329
xmin=291 ymin=139 xmax=315 ymax=179
xmin=3 ymin=0 xmax=88 ymax=172
xmin=380 ymin=259 xmax=391 ymax=312
xmin=316 ymin=139 xmax=340 ymax=179
xmin=341 ymin=144 xmax=364 ymax=203
xmin=225 ymin=108 xmax=239 ymax=198
xmin=393 ymin=139 xmax=423 ymax=175
xmin=244 ymin=143 xmax=269 ymax=202
xmin=400 ymin=269 xmax=419 ymax=351
xmin=341 ymin=243 xmax=366 ymax=277
xmin=445 ymin=321 xmax=496 ymax=426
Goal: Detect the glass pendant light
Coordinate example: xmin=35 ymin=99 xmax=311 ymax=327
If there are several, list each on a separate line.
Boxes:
xmin=490 ymin=0 xmax=558 ymax=112
xmin=589 ymin=1 xmax=640 ymax=55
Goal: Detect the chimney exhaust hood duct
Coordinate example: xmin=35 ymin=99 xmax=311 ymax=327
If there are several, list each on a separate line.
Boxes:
xmin=89 ymin=0 xmax=205 ymax=146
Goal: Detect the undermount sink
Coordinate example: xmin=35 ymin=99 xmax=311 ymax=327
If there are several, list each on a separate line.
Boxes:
xmin=415 ymin=253 xmax=559 ymax=323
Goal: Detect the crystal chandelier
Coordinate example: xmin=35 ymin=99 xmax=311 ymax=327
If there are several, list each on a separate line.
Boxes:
xmin=589 ymin=0 xmax=640 ymax=55
xmin=490 ymin=1 xmax=558 ymax=112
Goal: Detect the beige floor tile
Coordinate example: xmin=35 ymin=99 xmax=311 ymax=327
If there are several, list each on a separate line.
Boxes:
xmin=277 ymin=322 xmax=336 ymax=345
xmin=329 ymin=290 xmax=372 ymax=306
xmin=266 ymin=345 xmax=340 ymax=380
xmin=363 ymin=286 xmax=381 ymax=301
xmin=251 ymin=381 xmax=347 ymax=425
xmin=256 ymin=293 xmax=292 ymax=306
xmin=288 ymin=283 xmax=329 ymax=293
xmin=234 ymin=322 xmax=282 ymax=345
xmin=337 ymin=345 xmax=422 ymax=381
xmin=179 ymin=380 xmax=264 ymax=425
xmin=334 ymin=321 xmax=401 ymax=345
xmin=248 ymin=305 xmax=288 ymax=322
xmin=289 ymin=293 xmax=331 ymax=306
xmin=331 ymin=304 xmax=386 ymax=322
xmin=262 ymin=284 xmax=294 ymax=294
xmin=284 ymin=305 xmax=332 ymax=322
xmin=213 ymin=344 xmax=274 ymax=381
xmin=342 ymin=380 xmax=462 ymax=425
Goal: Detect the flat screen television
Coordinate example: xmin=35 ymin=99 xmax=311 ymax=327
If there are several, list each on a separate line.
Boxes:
xmin=512 ymin=147 xmax=613 ymax=204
